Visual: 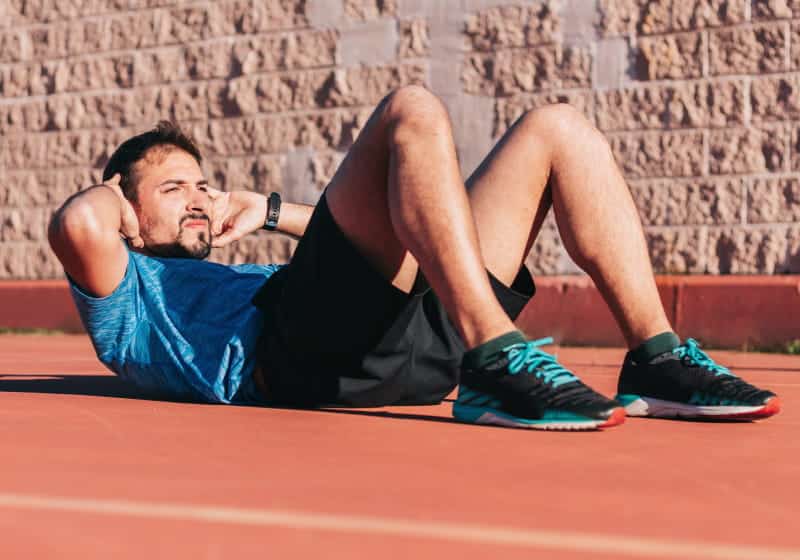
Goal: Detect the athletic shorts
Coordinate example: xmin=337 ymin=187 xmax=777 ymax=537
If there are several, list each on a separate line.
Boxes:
xmin=251 ymin=193 xmax=535 ymax=408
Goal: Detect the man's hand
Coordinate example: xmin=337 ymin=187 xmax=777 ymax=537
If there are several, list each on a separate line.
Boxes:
xmin=103 ymin=174 xmax=144 ymax=248
xmin=208 ymin=188 xmax=268 ymax=248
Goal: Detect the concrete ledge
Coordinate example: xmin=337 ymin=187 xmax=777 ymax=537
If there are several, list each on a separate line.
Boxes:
xmin=1 ymin=276 xmax=798 ymax=348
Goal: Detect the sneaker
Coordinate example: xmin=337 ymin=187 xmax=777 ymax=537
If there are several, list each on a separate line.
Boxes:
xmin=453 ymin=337 xmax=625 ymax=431
xmin=615 ymin=338 xmax=781 ymax=420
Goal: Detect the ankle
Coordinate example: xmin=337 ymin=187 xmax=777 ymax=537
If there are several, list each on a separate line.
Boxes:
xmin=462 ymin=330 xmax=526 ymax=370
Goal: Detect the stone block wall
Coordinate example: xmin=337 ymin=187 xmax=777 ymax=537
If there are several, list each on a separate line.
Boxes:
xmin=0 ymin=0 xmax=798 ymax=278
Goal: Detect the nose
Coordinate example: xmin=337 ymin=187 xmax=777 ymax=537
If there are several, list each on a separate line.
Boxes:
xmin=186 ymin=184 xmax=209 ymax=213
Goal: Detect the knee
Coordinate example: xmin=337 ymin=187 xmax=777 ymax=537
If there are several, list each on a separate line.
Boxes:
xmin=381 ymin=85 xmax=452 ymax=145
xmin=518 ymin=103 xmax=611 ymax=156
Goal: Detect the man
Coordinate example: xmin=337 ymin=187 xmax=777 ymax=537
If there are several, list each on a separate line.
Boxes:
xmin=49 ymin=86 xmax=780 ymax=430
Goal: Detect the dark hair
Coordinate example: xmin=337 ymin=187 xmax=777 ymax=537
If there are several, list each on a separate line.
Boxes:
xmin=102 ymin=120 xmax=202 ymax=201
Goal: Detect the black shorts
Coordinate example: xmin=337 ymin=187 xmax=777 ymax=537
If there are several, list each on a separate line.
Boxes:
xmin=251 ymin=194 xmax=535 ymax=408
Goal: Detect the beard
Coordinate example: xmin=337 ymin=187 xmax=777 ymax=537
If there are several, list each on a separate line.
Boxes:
xmin=144 ymin=215 xmax=212 ymax=260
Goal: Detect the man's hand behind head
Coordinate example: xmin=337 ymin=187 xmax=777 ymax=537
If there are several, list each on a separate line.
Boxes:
xmin=208 ymin=189 xmax=268 ymax=248
xmin=104 ymin=174 xmax=144 ymax=249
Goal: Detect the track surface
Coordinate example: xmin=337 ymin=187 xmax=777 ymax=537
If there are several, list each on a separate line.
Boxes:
xmin=1 ymin=335 xmax=799 ymax=559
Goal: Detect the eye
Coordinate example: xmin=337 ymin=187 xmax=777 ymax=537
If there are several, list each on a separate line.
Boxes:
xmin=198 ymin=185 xmax=209 ymax=192
xmin=164 ymin=187 xmax=180 ymax=193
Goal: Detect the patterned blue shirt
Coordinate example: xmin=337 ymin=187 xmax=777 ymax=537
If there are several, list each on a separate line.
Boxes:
xmin=69 ymin=249 xmax=282 ymax=404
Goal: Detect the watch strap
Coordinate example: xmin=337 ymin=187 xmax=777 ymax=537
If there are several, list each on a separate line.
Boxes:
xmin=263 ymin=192 xmax=281 ymax=231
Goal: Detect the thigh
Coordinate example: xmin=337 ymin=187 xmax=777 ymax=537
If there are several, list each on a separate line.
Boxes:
xmin=466 ymin=113 xmax=554 ymax=286
xmin=324 ymin=97 xmax=419 ymax=293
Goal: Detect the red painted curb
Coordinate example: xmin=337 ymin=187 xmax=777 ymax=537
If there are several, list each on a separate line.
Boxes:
xmin=1 ymin=276 xmax=798 ymax=348
xmin=518 ymin=275 xmax=800 ymax=348
xmin=0 ymin=281 xmax=83 ymax=333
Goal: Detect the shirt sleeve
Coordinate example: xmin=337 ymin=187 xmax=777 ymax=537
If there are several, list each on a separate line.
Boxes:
xmin=68 ymin=251 xmax=141 ymax=364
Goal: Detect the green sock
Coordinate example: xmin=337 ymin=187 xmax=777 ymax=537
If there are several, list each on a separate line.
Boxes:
xmin=462 ymin=330 xmax=526 ymax=370
xmin=630 ymin=331 xmax=681 ymax=363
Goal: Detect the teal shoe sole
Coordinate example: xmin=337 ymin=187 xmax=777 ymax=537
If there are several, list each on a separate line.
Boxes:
xmin=452 ymin=403 xmax=625 ymax=431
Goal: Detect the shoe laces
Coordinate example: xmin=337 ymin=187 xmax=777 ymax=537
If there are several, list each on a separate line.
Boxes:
xmin=503 ymin=337 xmax=579 ymax=388
xmin=672 ymin=338 xmax=733 ymax=377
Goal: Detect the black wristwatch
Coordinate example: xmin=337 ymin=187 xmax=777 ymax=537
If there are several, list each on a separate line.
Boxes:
xmin=262 ymin=192 xmax=281 ymax=231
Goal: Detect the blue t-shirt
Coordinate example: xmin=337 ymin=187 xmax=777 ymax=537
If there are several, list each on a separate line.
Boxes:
xmin=69 ymin=249 xmax=283 ymax=404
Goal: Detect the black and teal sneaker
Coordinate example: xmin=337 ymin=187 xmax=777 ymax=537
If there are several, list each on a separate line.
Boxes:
xmin=453 ymin=337 xmax=625 ymax=431
xmin=615 ymin=338 xmax=780 ymax=420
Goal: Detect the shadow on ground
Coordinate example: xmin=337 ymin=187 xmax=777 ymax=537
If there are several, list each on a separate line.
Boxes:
xmin=0 ymin=374 xmax=168 ymax=401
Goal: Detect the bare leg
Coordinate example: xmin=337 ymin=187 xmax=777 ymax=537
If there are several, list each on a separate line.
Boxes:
xmin=325 ymin=86 xmax=515 ymax=348
xmin=467 ymin=104 xmax=672 ymax=349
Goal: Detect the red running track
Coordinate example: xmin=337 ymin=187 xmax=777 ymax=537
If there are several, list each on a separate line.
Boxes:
xmin=1 ymin=335 xmax=799 ymax=560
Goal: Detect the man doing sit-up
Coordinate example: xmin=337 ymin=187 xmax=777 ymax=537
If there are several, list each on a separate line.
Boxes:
xmin=49 ymin=86 xmax=780 ymax=430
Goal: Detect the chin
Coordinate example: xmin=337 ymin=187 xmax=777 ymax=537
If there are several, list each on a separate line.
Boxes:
xmin=145 ymin=240 xmax=211 ymax=260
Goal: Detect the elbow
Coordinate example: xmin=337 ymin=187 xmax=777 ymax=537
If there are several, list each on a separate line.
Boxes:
xmin=48 ymin=202 xmax=105 ymax=255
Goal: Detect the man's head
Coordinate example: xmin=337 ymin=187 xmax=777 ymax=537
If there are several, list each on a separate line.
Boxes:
xmin=103 ymin=121 xmax=212 ymax=260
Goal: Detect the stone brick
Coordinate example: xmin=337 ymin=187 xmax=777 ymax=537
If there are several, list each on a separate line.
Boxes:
xmin=493 ymin=91 xmax=594 ymax=138
xmin=50 ymin=54 xmax=135 ymax=93
xmin=0 ymin=207 xmax=48 ymax=241
xmin=464 ymin=2 xmax=559 ymax=51
xmin=316 ymin=63 xmax=427 ymax=108
xmin=595 ymin=80 xmax=745 ymax=131
xmin=344 ymin=0 xmax=397 ymax=21
xmin=2 ymin=128 xmax=131 ymax=170
xmin=707 ymin=225 xmax=800 ymax=273
xmin=7 ymin=0 xmax=130 ymax=23
xmin=193 ymin=118 xmax=258 ymax=158
xmin=559 ymin=46 xmax=593 ymax=88
xmin=630 ymin=178 xmax=744 ymax=225
xmin=751 ymin=75 xmax=800 ymax=122
xmin=168 ymin=3 xmax=234 ymax=43
xmin=609 ymin=130 xmax=705 ymax=178
xmin=0 ymin=29 xmax=29 ymax=63
xmin=205 ymin=155 xmax=283 ymax=194
xmin=226 ymin=0 xmax=308 ymax=34
xmin=463 ymin=48 xmax=557 ymax=96
xmin=709 ymin=126 xmax=787 ymax=174
xmin=0 ymin=98 xmax=50 ymax=134
xmin=0 ymin=242 xmax=63 ymax=279
xmin=0 ymin=62 xmax=54 ymax=97
xmin=398 ymin=18 xmax=430 ymax=58
xmin=1 ymin=168 xmax=96 ymax=206
xmin=752 ymin=0 xmax=793 ymax=19
xmin=232 ymin=30 xmax=338 ymax=75
xmin=671 ymin=0 xmax=746 ymax=30
xmin=37 ymin=84 xmax=212 ymax=131
xmin=225 ymin=70 xmax=331 ymax=115
xmin=646 ymin=227 xmax=707 ymax=273
xmin=748 ymin=176 xmax=800 ymax=223
xmin=637 ymin=32 xmax=704 ymax=80
xmin=183 ymin=42 xmax=231 ymax=80
xmin=709 ymin=24 xmax=787 ymax=76
xmin=463 ymin=45 xmax=589 ymax=96
xmin=28 ymin=11 xmax=173 ymax=61
xmin=0 ymin=0 xmax=23 ymax=28
xmin=194 ymin=110 xmax=359 ymax=158
xmin=598 ymin=0 xmax=673 ymax=37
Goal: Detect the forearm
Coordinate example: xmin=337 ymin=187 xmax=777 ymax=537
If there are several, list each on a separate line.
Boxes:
xmin=274 ymin=201 xmax=314 ymax=240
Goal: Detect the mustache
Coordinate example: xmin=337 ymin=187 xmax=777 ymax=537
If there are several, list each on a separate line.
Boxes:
xmin=180 ymin=213 xmax=210 ymax=226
